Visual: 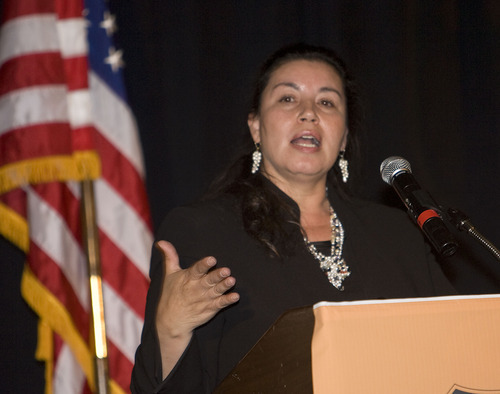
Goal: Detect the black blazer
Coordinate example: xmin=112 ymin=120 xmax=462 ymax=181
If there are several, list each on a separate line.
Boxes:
xmin=131 ymin=183 xmax=455 ymax=393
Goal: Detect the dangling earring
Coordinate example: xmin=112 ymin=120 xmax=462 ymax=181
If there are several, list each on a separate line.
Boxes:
xmin=251 ymin=142 xmax=262 ymax=174
xmin=338 ymin=150 xmax=349 ymax=183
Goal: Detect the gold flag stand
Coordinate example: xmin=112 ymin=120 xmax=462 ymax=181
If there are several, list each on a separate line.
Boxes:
xmin=81 ymin=180 xmax=110 ymax=394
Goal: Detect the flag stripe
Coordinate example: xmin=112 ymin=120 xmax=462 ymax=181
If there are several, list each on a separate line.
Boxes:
xmin=56 ymin=18 xmax=88 ymax=58
xmin=0 ymin=53 xmax=65 ymax=96
xmin=96 ymin=131 xmax=151 ymax=226
xmin=100 ymin=233 xmax=149 ymax=316
xmin=103 ymin=281 xmax=145 ymax=361
xmin=0 ymin=189 xmax=26 ymax=216
xmin=106 ymin=340 xmax=134 ymax=391
xmin=2 ymin=0 xmax=83 ymax=22
xmin=53 ymin=0 xmax=83 ymax=20
xmin=0 ymin=15 xmax=87 ymax=67
xmin=0 ymin=15 xmax=59 ymax=66
xmin=0 ymin=124 xmax=73 ymax=166
xmin=1 ymin=0 xmax=54 ymax=23
xmin=28 ymin=243 xmax=89 ymax=334
xmin=68 ymin=89 xmax=92 ymax=128
xmin=31 ymin=182 xmax=82 ymax=237
xmin=90 ymin=72 xmax=146 ymax=177
xmin=64 ymin=57 xmax=91 ymax=91
xmin=0 ymin=86 xmax=69 ymax=136
xmin=96 ymin=179 xmax=152 ymax=277
xmin=28 ymin=186 xmax=89 ymax=309
xmin=0 ymin=88 xmax=95 ymax=146
xmin=53 ymin=344 xmax=87 ymax=394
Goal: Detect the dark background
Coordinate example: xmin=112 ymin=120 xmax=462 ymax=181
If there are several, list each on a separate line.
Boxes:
xmin=1 ymin=1 xmax=499 ymax=392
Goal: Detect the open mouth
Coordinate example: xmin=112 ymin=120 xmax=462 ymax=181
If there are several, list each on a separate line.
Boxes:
xmin=291 ymin=135 xmax=320 ymax=148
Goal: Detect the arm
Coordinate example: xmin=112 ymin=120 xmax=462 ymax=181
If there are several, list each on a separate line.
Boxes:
xmin=154 ymin=241 xmax=239 ymax=378
xmin=131 ymin=241 xmax=239 ymax=393
xmin=132 ymin=200 xmax=245 ymax=393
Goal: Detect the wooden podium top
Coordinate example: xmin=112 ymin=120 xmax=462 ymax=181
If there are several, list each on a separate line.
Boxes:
xmin=215 ymin=306 xmax=314 ymax=393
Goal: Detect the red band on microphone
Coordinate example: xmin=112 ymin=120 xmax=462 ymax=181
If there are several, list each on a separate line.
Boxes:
xmin=417 ymin=209 xmax=440 ymax=228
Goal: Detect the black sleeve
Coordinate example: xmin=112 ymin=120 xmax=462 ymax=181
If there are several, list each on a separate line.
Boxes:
xmin=130 ymin=240 xmax=165 ymax=393
xmin=131 ymin=207 xmax=218 ymax=394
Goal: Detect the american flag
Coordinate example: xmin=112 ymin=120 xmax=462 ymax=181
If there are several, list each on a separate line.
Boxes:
xmin=0 ymin=0 xmax=152 ymax=393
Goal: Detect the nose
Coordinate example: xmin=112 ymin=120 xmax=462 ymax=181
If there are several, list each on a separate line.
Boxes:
xmin=298 ymin=101 xmax=318 ymax=123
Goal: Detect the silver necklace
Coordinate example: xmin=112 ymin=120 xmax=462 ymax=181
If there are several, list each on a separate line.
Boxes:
xmin=304 ymin=205 xmax=350 ymax=290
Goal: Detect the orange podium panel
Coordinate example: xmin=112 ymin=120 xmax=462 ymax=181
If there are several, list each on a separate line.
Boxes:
xmin=312 ymin=295 xmax=500 ymax=394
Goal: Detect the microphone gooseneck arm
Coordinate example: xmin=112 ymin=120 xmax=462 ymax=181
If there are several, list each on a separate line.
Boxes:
xmin=381 ymin=156 xmax=500 ymax=262
xmin=447 ymin=208 xmax=500 ymax=262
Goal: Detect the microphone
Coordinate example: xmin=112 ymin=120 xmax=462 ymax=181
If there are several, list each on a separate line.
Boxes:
xmin=380 ymin=156 xmax=458 ymax=257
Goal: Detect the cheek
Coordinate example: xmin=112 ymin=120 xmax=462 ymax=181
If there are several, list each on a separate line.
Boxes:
xmin=325 ymin=117 xmax=348 ymax=138
xmin=259 ymin=117 xmax=288 ymax=144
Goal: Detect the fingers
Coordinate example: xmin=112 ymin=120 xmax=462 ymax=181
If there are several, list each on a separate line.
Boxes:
xmin=205 ymin=273 xmax=239 ymax=313
xmin=213 ymin=271 xmax=240 ymax=306
xmin=216 ymin=291 xmax=240 ymax=309
xmin=186 ymin=260 xmax=240 ymax=313
xmin=211 ymin=274 xmax=235 ymax=295
xmin=156 ymin=239 xmax=240 ymax=310
xmin=190 ymin=256 xmax=217 ymax=279
xmin=188 ymin=260 xmax=236 ymax=299
xmin=156 ymin=241 xmax=181 ymax=276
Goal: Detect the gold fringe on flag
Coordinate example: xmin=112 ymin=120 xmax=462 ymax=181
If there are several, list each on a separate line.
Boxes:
xmin=0 ymin=202 xmax=29 ymax=252
xmin=0 ymin=151 xmax=101 ymax=195
xmin=8 ymin=235 xmax=125 ymax=394
xmin=21 ymin=265 xmax=96 ymax=392
xmin=21 ymin=267 xmax=125 ymax=394
xmin=35 ymin=320 xmax=53 ymax=394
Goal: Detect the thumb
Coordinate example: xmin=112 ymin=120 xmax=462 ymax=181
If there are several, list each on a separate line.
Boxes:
xmin=155 ymin=240 xmax=181 ymax=276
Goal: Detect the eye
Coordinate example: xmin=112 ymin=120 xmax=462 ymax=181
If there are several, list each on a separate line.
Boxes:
xmin=320 ymin=99 xmax=334 ymax=107
xmin=279 ymin=95 xmax=295 ymax=103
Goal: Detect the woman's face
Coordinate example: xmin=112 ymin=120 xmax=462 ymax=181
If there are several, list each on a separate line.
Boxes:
xmin=248 ymin=59 xmax=348 ymax=186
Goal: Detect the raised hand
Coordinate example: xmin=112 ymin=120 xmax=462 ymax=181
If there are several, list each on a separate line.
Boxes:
xmin=154 ymin=240 xmax=240 ymax=377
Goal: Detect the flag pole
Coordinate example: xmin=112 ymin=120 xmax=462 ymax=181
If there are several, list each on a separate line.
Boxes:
xmin=81 ymin=179 xmax=110 ymax=394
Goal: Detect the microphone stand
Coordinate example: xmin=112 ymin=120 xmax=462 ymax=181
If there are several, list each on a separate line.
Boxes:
xmin=446 ymin=208 xmax=500 ymax=262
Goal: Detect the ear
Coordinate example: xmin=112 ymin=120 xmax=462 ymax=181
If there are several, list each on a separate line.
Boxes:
xmin=247 ymin=113 xmax=261 ymax=144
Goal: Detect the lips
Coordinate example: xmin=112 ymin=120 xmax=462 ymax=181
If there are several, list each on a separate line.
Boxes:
xmin=291 ymin=134 xmax=320 ymax=148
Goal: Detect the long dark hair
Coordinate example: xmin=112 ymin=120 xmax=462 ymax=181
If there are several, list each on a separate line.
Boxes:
xmin=207 ymin=43 xmax=364 ymax=258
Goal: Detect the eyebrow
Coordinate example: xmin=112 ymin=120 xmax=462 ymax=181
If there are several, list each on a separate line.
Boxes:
xmin=271 ymin=82 xmax=343 ymax=98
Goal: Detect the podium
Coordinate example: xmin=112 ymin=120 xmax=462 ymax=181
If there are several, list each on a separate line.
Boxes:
xmin=214 ymin=306 xmax=315 ymax=393
xmin=215 ymin=295 xmax=500 ymax=393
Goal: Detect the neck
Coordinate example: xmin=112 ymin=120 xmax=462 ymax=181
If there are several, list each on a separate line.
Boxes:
xmin=262 ymin=173 xmax=333 ymax=242
xmin=261 ymin=172 xmax=329 ymax=213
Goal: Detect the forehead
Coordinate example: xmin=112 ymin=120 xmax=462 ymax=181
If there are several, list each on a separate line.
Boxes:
xmin=267 ymin=59 xmax=343 ymax=89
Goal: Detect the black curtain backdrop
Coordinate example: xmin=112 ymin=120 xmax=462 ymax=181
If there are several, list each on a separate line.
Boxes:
xmin=1 ymin=1 xmax=499 ymax=392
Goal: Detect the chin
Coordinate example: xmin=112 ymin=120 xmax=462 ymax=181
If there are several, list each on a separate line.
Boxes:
xmin=290 ymin=166 xmax=328 ymax=179
xmin=292 ymin=161 xmax=328 ymax=174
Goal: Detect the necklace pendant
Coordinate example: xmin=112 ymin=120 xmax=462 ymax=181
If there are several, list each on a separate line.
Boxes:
xmin=324 ymin=259 xmax=350 ymax=291
xmin=304 ymin=205 xmax=350 ymax=291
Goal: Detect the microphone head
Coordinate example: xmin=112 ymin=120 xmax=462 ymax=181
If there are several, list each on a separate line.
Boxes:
xmin=380 ymin=156 xmax=412 ymax=184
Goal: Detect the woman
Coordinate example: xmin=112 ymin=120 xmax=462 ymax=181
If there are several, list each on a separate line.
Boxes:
xmin=131 ymin=43 xmax=455 ymax=393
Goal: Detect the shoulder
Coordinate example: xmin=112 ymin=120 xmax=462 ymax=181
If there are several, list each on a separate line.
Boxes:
xmin=157 ymin=194 xmax=240 ymax=235
xmin=335 ymin=194 xmax=423 ymax=242
xmin=154 ymin=193 xmax=259 ymax=271
xmin=154 ymin=194 xmax=245 ymax=262
xmin=339 ymin=194 xmax=410 ymax=223
xmin=350 ymin=197 xmax=410 ymax=223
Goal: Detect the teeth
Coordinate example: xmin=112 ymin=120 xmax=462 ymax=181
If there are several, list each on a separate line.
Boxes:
xmin=293 ymin=135 xmax=320 ymax=147
xmin=297 ymin=142 xmax=317 ymax=148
